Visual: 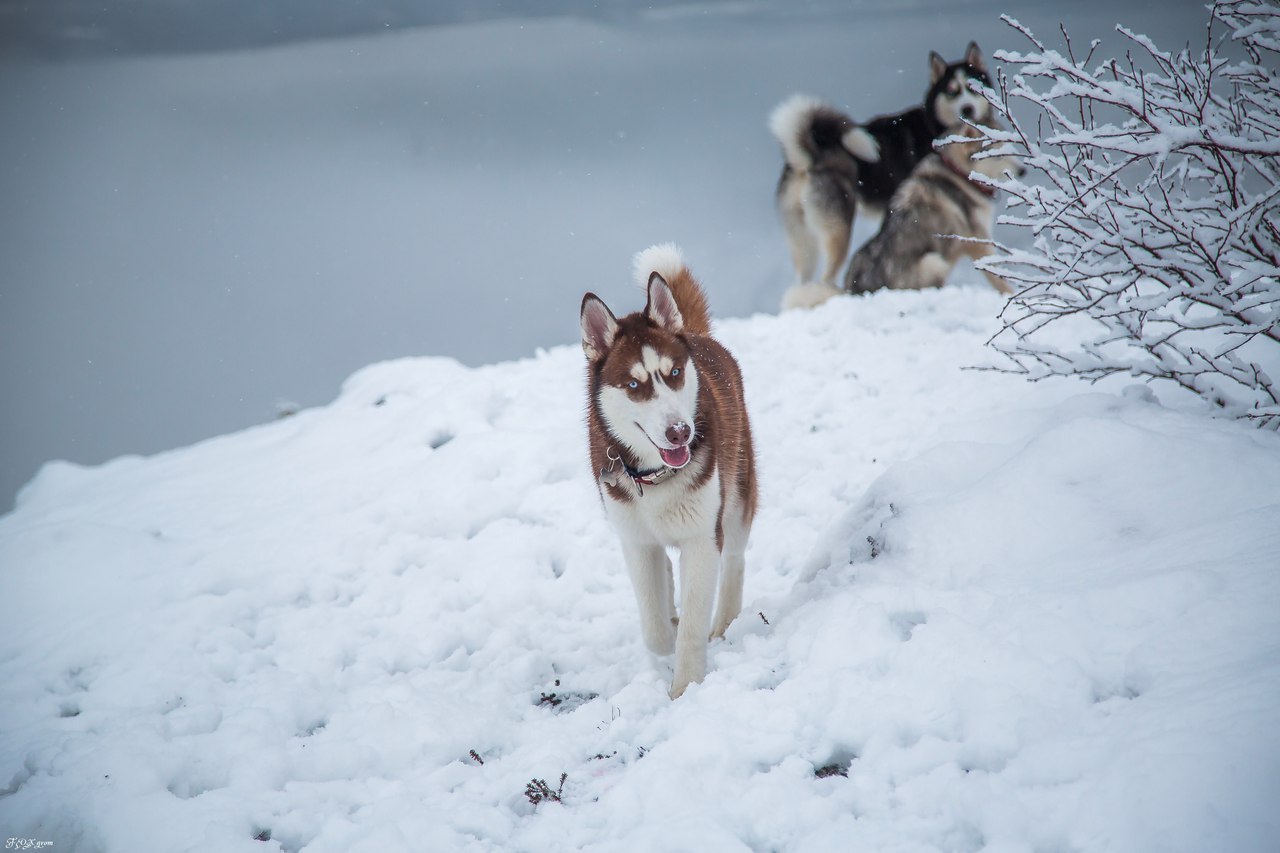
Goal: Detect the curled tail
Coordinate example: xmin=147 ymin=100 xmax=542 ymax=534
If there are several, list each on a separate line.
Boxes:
xmin=769 ymin=93 xmax=880 ymax=171
xmin=632 ymin=243 xmax=712 ymax=336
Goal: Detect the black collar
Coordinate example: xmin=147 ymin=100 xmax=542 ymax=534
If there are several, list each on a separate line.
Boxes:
xmin=602 ymin=441 xmax=695 ymax=496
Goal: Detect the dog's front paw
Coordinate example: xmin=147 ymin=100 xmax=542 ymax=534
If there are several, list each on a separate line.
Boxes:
xmin=668 ymin=667 xmax=704 ymax=700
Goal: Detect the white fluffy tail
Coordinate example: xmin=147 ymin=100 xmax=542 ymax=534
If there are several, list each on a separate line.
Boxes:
xmin=769 ymin=94 xmax=825 ymax=171
xmin=781 ymin=281 xmax=843 ymax=310
xmin=631 ymin=243 xmax=685 ymax=288
xmin=632 ymin=243 xmax=712 ymax=335
xmin=771 ymin=94 xmax=879 ymax=169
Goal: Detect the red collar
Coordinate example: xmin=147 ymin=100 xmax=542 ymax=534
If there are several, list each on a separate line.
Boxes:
xmin=940 ymin=155 xmax=998 ymax=198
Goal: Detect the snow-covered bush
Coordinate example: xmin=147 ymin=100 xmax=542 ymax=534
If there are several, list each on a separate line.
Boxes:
xmin=977 ymin=0 xmax=1280 ymax=425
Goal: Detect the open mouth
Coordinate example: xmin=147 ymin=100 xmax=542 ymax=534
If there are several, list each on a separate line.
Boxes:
xmin=658 ymin=443 xmax=691 ymax=469
xmin=637 ymin=422 xmax=694 ymax=469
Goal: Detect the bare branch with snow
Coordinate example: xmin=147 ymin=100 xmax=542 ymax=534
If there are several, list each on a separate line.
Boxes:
xmin=976 ymin=0 xmax=1280 ymax=425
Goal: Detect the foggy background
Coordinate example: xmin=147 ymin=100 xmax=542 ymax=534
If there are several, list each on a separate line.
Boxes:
xmin=0 ymin=0 xmax=1203 ymax=511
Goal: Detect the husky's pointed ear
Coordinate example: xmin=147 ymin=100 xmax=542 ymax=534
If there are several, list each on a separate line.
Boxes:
xmin=580 ymin=293 xmax=619 ymax=362
xmin=645 ymin=272 xmax=684 ymax=333
xmin=965 ymin=42 xmax=986 ymax=74
xmin=929 ymin=50 xmax=948 ymax=84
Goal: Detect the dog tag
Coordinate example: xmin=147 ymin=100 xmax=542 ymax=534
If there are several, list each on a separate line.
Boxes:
xmin=600 ymin=465 xmax=624 ymax=489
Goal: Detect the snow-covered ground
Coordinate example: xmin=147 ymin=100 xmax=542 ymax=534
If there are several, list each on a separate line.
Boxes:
xmin=3 ymin=280 xmax=1278 ymax=851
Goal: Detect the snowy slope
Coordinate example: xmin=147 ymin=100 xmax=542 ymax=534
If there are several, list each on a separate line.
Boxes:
xmin=3 ymin=285 xmax=1278 ymax=852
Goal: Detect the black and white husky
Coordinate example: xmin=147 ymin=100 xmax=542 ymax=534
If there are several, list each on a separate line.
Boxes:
xmin=580 ymin=245 xmax=758 ymax=699
xmin=771 ymin=43 xmax=994 ymax=297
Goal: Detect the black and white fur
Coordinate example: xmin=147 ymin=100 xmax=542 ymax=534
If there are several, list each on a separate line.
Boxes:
xmin=771 ymin=43 xmax=994 ymax=300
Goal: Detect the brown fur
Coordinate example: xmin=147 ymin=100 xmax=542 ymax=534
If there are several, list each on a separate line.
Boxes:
xmin=583 ymin=278 xmax=757 ymax=532
xmin=581 ymin=249 xmax=758 ymax=697
xmin=658 ymin=266 xmax=713 ymax=338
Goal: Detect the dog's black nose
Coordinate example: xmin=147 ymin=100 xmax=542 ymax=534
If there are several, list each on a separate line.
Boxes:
xmin=961 ymin=105 xmax=974 ymax=119
xmin=666 ymin=422 xmax=692 ymax=446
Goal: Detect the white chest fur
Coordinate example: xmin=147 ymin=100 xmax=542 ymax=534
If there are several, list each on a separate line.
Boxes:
xmin=604 ymin=466 xmax=721 ymax=549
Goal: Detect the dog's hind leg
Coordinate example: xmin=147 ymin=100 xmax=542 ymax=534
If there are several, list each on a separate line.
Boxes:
xmin=807 ymin=179 xmax=856 ymax=287
xmin=817 ymin=217 xmax=852 ymax=288
xmin=778 ymin=185 xmax=819 ymax=284
xmin=621 ymin=539 xmax=677 ymax=656
xmin=670 ymin=539 xmax=719 ymax=699
xmin=710 ymin=508 xmax=750 ymax=641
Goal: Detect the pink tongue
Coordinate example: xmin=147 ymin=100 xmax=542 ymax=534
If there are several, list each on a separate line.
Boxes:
xmin=660 ymin=444 xmax=691 ymax=468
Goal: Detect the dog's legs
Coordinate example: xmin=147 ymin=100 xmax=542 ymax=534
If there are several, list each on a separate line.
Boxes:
xmin=710 ymin=552 xmax=743 ymax=641
xmin=803 ymin=174 xmax=856 ymax=287
xmin=778 ymin=188 xmax=819 ymax=284
xmin=621 ymin=539 xmax=677 ymax=656
xmin=815 ymin=210 xmax=853 ymax=288
xmin=670 ymin=539 xmax=719 ymax=699
xmin=710 ymin=508 xmax=750 ymax=640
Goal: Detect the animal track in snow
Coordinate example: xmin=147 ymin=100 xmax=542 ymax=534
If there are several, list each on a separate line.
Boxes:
xmin=298 ymin=719 xmax=327 ymax=737
xmin=166 ymin=761 xmax=230 ymax=799
xmin=1091 ymin=679 xmax=1141 ymax=705
xmin=889 ymin=611 xmax=927 ymax=641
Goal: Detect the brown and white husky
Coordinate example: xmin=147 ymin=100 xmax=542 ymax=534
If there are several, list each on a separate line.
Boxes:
xmin=580 ymin=244 xmax=758 ymax=699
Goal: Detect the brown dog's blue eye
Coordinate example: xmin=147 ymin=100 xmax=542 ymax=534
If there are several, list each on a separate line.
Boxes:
xmin=671 ymin=368 xmax=681 ymax=377
xmin=628 ymin=380 xmax=639 ymax=389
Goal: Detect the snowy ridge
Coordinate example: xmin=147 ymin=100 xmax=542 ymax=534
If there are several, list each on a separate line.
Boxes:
xmin=2 ymin=289 xmax=1279 ymax=852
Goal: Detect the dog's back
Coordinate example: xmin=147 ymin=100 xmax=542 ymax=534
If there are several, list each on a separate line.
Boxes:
xmin=854 ymin=108 xmax=940 ymax=206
